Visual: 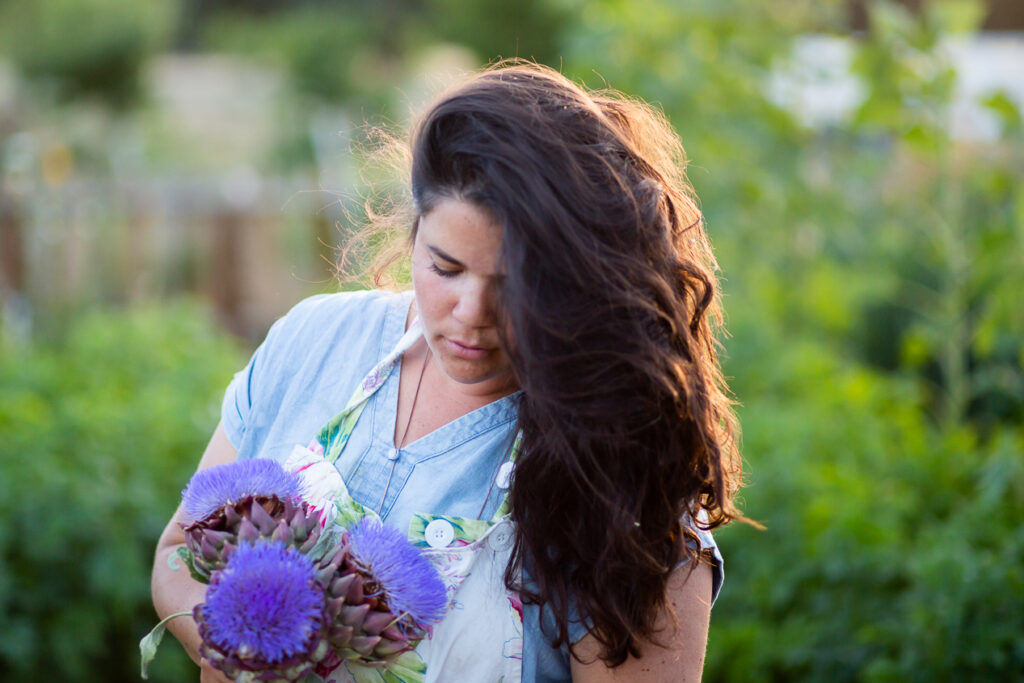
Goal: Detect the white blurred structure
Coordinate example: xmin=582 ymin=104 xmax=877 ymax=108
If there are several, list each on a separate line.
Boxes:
xmin=768 ymin=33 xmax=1024 ymax=140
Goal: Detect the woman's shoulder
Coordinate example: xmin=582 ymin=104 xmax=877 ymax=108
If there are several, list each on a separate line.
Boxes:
xmin=243 ymin=288 xmax=412 ymax=392
xmin=262 ymin=289 xmax=412 ymax=347
xmin=221 ymin=289 xmax=412 ymax=447
xmin=279 ymin=289 xmax=410 ymax=325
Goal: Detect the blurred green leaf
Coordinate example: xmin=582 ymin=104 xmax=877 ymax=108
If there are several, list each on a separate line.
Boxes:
xmin=982 ymin=90 xmax=1023 ymax=135
xmin=0 ymin=300 xmax=242 ymax=682
xmin=0 ymin=0 xmax=177 ymax=106
xmin=927 ymin=0 xmax=987 ymax=34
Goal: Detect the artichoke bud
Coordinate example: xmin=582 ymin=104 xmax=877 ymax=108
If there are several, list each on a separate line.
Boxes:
xmin=325 ymin=596 xmax=346 ymax=621
xmin=203 ymin=528 xmax=232 ymax=549
xmin=287 ymin=503 xmax=304 ymax=524
xmin=223 ymin=506 xmax=241 ymax=526
xmin=329 ymin=574 xmax=355 ymax=598
xmin=289 ymin=513 xmax=308 ymax=542
xmin=299 ymin=536 xmax=318 ymax=556
xmin=348 ymin=634 xmax=382 ymax=656
xmin=325 ymin=545 xmax=348 ymax=567
xmin=238 ymin=517 xmax=260 ymax=544
xmin=361 ymin=611 xmax=394 ymax=635
xmin=200 ymin=535 xmax=220 ymax=563
xmin=192 ymin=540 xmax=329 ymax=683
xmin=338 ymin=603 xmax=370 ymax=631
xmin=249 ymin=499 xmax=277 ymax=534
xmin=272 ymin=521 xmax=291 ymax=544
xmin=381 ymin=625 xmax=405 ymax=641
xmin=316 ymin=564 xmax=336 ymax=586
xmin=183 ymin=495 xmax=323 ymax=578
xmin=373 ymin=638 xmax=410 ymax=657
xmin=328 ymin=624 xmax=354 ymax=646
xmin=315 ymin=548 xmax=345 ymax=584
xmin=345 ymin=573 xmax=365 ymax=603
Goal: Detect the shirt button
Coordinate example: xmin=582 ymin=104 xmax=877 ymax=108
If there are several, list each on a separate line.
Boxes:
xmin=425 ymin=519 xmax=455 ymax=548
xmin=386 ymin=448 xmax=400 ymax=461
xmin=496 ymin=461 xmax=514 ymax=490
xmin=489 ymin=523 xmax=514 ymax=551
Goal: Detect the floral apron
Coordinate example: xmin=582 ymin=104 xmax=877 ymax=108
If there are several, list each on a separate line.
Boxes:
xmin=283 ymin=320 xmax=523 ymax=683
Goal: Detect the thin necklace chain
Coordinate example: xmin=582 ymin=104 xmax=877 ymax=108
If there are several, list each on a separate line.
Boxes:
xmin=377 ymin=344 xmax=430 ymax=515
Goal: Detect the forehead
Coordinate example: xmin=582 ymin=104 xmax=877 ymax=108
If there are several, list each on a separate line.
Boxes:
xmin=417 ymin=199 xmax=503 ymax=271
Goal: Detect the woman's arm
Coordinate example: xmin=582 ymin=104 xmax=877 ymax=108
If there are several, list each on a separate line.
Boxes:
xmin=151 ymin=422 xmax=238 ymax=682
xmin=570 ymin=560 xmax=714 ymax=683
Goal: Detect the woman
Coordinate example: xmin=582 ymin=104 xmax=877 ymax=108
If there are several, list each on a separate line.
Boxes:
xmin=152 ymin=61 xmax=743 ymax=683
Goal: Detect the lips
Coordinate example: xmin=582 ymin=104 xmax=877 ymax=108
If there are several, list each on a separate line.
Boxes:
xmin=450 ymin=338 xmax=487 ymax=350
xmin=444 ymin=337 xmax=492 ymax=360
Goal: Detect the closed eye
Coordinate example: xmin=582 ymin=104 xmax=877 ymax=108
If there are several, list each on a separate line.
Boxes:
xmin=429 ymin=262 xmax=459 ymax=278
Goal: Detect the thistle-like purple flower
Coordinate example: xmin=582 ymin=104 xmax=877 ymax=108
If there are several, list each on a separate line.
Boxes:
xmin=201 ymin=542 xmax=325 ymax=664
xmin=347 ymin=518 xmax=447 ymax=628
xmin=181 ymin=458 xmax=304 ymax=524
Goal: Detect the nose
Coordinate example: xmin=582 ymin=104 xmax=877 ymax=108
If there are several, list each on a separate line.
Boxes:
xmin=452 ymin=279 xmax=496 ymax=328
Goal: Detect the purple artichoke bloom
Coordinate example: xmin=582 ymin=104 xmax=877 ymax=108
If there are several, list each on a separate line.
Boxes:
xmin=181 ymin=458 xmax=304 ymax=524
xmin=347 ymin=518 xmax=447 ymax=628
xmin=201 ymin=542 xmax=325 ymax=664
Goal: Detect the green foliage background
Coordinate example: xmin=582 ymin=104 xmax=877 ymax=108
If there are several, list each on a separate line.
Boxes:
xmin=0 ymin=305 xmax=243 ymax=681
xmin=556 ymin=2 xmax=1023 ymax=679
xmin=0 ymin=0 xmax=1022 ymax=680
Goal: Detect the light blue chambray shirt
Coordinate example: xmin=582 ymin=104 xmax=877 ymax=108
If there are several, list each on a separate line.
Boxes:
xmin=221 ymin=289 xmax=723 ymax=683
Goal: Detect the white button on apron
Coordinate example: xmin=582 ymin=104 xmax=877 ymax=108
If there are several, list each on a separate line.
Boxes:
xmin=488 ymin=521 xmax=514 ymax=551
xmin=496 ymin=461 xmax=514 ymax=489
xmin=425 ymin=518 xmax=455 ymax=548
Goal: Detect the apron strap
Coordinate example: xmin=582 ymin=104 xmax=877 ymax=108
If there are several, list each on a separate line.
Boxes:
xmin=312 ymin=313 xmax=519 ymax=520
xmin=317 ymin=318 xmax=423 ymax=463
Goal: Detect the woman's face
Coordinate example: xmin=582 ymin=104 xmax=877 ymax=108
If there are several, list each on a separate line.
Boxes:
xmin=412 ymin=198 xmax=516 ymax=396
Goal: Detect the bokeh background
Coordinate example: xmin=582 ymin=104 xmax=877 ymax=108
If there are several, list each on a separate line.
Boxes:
xmin=1 ymin=0 xmax=1022 ymax=680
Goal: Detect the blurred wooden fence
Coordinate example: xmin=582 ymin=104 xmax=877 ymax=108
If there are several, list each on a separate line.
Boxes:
xmin=0 ymin=175 xmax=349 ymax=343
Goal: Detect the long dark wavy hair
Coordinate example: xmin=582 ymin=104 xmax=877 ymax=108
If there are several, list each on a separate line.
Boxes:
xmin=406 ymin=61 xmax=745 ymax=666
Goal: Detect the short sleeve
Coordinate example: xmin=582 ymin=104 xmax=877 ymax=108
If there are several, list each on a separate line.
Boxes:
xmin=221 ymin=356 xmax=253 ymax=449
xmin=221 ymin=340 xmax=268 ymax=450
xmin=218 ymin=292 xmax=338 ymax=450
xmin=689 ymin=523 xmax=725 ymax=606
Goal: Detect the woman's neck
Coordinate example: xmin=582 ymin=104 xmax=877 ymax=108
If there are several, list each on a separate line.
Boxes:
xmin=394 ymin=340 xmax=516 ymax=449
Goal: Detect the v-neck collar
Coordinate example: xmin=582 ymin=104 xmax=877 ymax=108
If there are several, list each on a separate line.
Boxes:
xmin=367 ymin=291 xmax=520 ymax=464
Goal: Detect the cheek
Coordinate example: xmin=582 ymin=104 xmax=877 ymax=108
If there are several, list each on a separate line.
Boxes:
xmin=412 ymin=273 xmax=454 ymax=327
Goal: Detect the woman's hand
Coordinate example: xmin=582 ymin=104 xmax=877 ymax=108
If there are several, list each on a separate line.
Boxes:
xmin=151 ymin=422 xmax=238 ymax=675
xmin=570 ymin=560 xmax=714 ymax=683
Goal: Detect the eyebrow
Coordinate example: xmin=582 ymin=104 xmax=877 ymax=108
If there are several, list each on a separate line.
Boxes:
xmin=427 ymin=245 xmax=464 ymax=267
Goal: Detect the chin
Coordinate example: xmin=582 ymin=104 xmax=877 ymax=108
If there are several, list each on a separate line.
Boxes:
xmin=442 ymin=361 xmax=501 ymax=385
xmin=441 ymin=357 xmax=513 ymax=388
